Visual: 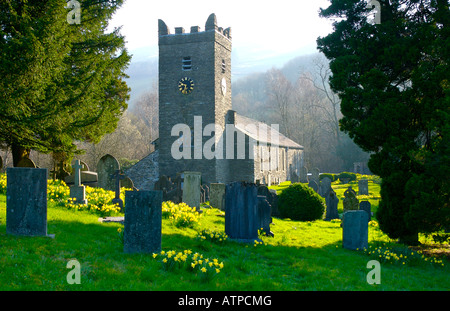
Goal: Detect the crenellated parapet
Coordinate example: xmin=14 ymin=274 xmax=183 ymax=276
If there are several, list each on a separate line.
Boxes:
xmin=158 ymin=13 xmax=231 ymax=40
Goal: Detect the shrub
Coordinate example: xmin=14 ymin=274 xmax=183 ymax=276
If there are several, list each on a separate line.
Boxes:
xmin=278 ymin=183 xmax=325 ymax=221
xmin=338 ymin=172 xmax=357 ymax=182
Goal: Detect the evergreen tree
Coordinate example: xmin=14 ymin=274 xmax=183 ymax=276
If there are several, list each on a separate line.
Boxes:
xmin=317 ymin=0 xmax=449 ymax=244
xmin=0 ymin=0 xmax=130 ymax=166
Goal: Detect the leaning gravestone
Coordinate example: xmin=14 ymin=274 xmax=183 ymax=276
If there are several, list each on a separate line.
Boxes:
xmin=359 ymin=201 xmax=372 ymax=221
xmin=325 ymin=188 xmax=340 ymax=221
xmin=182 ymin=171 xmax=201 ymax=212
xmin=97 ymin=154 xmax=119 ymax=191
xmin=210 ymin=183 xmax=226 ymax=211
xmin=343 ymin=186 xmax=359 ymax=213
xmin=342 ymin=210 xmax=368 ymax=250
xmin=225 ymin=182 xmax=260 ymax=243
xmin=358 ymin=179 xmax=369 ymax=195
xmin=6 ymin=168 xmax=53 ymax=237
xmin=69 ymin=160 xmax=88 ymax=205
xmin=124 ymin=190 xmax=162 ymax=254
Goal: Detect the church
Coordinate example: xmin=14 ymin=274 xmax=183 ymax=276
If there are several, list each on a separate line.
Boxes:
xmin=126 ymin=14 xmax=303 ymax=190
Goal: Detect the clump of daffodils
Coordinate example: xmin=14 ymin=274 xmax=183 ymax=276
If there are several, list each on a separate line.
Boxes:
xmin=153 ymin=249 xmax=224 ymax=282
xmin=162 ymin=201 xmax=202 ymax=228
xmin=360 ymin=244 xmax=445 ymax=267
xmin=196 ymin=229 xmax=228 ymax=244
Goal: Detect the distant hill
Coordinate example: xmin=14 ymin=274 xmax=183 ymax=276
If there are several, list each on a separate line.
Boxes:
xmin=123 ymin=45 xmax=322 ymax=108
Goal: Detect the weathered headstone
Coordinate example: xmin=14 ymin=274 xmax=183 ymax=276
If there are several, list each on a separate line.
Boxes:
xmin=6 ymin=168 xmax=53 ymax=237
xmin=325 ymin=188 xmax=340 ymax=221
xmin=308 ymin=179 xmax=319 ymax=193
xmin=210 ymin=183 xmax=226 ymax=211
xmin=359 ymin=201 xmax=372 ymax=221
xmin=268 ymin=189 xmax=279 ymax=217
xmin=299 ymin=166 xmax=308 ymax=183
xmin=343 ymin=186 xmax=359 ymax=213
xmin=121 ymin=176 xmax=135 ymax=190
xmin=110 ymin=169 xmax=125 ymax=211
xmin=97 ymin=154 xmax=119 ymax=191
xmin=358 ymin=179 xmax=369 ymax=195
xmin=69 ymin=160 xmax=88 ymax=205
xmin=319 ymin=177 xmax=332 ymax=197
xmin=200 ymin=184 xmax=209 ymax=204
xmin=342 ymin=210 xmax=368 ymax=250
xmin=182 ymin=171 xmax=201 ymax=212
xmin=123 ymin=191 xmax=162 ymax=254
xmin=257 ymin=195 xmax=274 ymax=237
xmin=225 ymin=182 xmax=260 ymax=243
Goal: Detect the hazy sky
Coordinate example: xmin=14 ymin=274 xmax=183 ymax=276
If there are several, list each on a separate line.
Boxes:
xmin=108 ymin=0 xmax=334 ymax=57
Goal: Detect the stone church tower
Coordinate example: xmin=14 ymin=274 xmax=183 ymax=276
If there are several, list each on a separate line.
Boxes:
xmin=158 ymin=13 xmax=232 ymax=184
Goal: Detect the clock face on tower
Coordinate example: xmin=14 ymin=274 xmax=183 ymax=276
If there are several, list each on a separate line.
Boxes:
xmin=178 ymin=77 xmax=194 ymax=95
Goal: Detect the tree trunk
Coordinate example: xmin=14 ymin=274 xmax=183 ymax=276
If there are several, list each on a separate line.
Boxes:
xmin=11 ymin=144 xmax=31 ymax=167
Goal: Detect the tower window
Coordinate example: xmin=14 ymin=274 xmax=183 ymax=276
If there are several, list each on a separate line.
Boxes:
xmin=221 ymin=59 xmax=226 ymax=73
xmin=182 ymin=57 xmax=192 ymax=71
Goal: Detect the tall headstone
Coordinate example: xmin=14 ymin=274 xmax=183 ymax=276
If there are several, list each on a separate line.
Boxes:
xmin=124 ymin=191 xmax=162 ymax=254
xmin=343 ymin=186 xmax=359 ymax=213
xmin=225 ymin=182 xmax=260 ymax=242
xmin=299 ymin=166 xmax=308 ymax=183
xmin=342 ymin=210 xmax=368 ymax=250
xmin=6 ymin=168 xmax=53 ymax=237
xmin=325 ymin=188 xmax=340 ymax=221
xmin=182 ymin=171 xmax=201 ymax=211
xmin=69 ymin=160 xmax=88 ymax=205
xmin=97 ymin=154 xmax=119 ymax=191
xmin=359 ymin=201 xmax=372 ymax=221
xmin=210 ymin=183 xmax=226 ymax=211
xmin=358 ymin=179 xmax=369 ymax=195
xmin=319 ymin=177 xmax=332 ymax=197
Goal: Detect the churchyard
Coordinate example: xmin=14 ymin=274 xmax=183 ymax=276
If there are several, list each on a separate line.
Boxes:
xmin=0 ymin=169 xmax=448 ymax=291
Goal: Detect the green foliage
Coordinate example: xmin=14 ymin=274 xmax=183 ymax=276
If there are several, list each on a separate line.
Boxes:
xmin=0 ymin=0 xmax=130 ymax=162
xmin=338 ymin=172 xmax=357 ymax=182
xmin=317 ymin=0 xmax=450 ymax=244
xmin=320 ymin=173 xmax=338 ymax=182
xmin=278 ymin=183 xmax=325 ymax=221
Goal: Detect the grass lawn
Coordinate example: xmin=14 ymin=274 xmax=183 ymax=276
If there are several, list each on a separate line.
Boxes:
xmin=0 ymin=188 xmax=448 ymax=291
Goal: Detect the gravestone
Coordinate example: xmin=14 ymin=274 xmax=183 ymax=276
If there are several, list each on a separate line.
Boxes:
xmin=359 ymin=201 xmax=372 ymax=221
xmin=121 ymin=176 xmax=136 ymax=190
xmin=200 ymin=184 xmax=209 ymax=204
xmin=319 ymin=177 xmax=332 ymax=197
xmin=210 ymin=183 xmax=226 ymax=211
xmin=69 ymin=160 xmax=88 ymax=205
xmin=311 ymin=167 xmax=320 ymax=183
xmin=358 ymin=179 xmax=369 ymax=195
xmin=65 ymin=160 xmax=98 ymax=187
xmin=110 ymin=169 xmax=125 ymax=211
xmin=257 ymin=195 xmax=274 ymax=237
xmin=268 ymin=189 xmax=279 ymax=217
xmin=342 ymin=210 xmax=368 ymax=250
xmin=0 ymin=156 xmax=3 ymax=170
xmin=308 ymin=179 xmax=319 ymax=193
xmin=6 ymin=168 xmax=53 ymax=237
xmin=343 ymin=186 xmax=359 ymax=213
xmin=299 ymin=166 xmax=308 ymax=183
xmin=325 ymin=188 xmax=340 ymax=221
xmin=225 ymin=182 xmax=260 ymax=243
xmin=182 ymin=171 xmax=201 ymax=211
xmin=97 ymin=154 xmax=119 ymax=191
xmin=124 ymin=191 xmax=162 ymax=254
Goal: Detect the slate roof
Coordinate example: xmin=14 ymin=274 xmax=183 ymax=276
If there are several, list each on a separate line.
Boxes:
xmin=234 ymin=113 xmax=303 ymax=149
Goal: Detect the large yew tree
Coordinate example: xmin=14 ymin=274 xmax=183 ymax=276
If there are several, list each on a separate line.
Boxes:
xmin=0 ymin=0 xmax=130 ymax=166
xmin=317 ymin=0 xmax=449 ymax=244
